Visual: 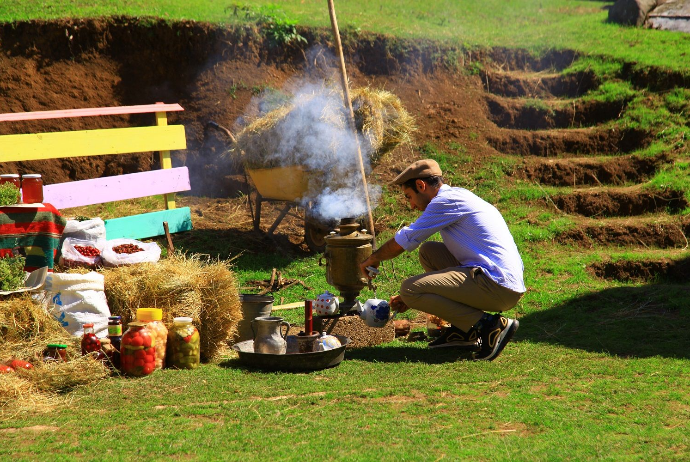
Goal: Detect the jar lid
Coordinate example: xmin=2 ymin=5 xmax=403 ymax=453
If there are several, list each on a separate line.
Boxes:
xmin=47 ymin=343 xmax=68 ymax=348
xmin=22 ymin=174 xmax=42 ymax=178
xmin=83 ymin=323 xmax=94 ymax=328
xmin=108 ymin=316 xmax=122 ymax=321
xmin=137 ymin=308 xmax=163 ymax=321
xmin=0 ymin=174 xmax=19 ymax=178
xmin=173 ymin=316 xmax=193 ymax=323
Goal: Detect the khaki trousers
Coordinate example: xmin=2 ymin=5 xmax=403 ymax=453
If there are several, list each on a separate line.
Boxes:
xmin=399 ymin=241 xmax=523 ymax=332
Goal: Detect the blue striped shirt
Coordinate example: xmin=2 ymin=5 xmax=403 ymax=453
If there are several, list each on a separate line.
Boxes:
xmin=394 ymin=184 xmax=526 ymax=293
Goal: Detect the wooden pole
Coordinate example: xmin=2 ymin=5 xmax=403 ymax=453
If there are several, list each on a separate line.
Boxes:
xmin=162 ymin=221 xmax=175 ymax=256
xmin=327 ymin=0 xmax=377 ymax=248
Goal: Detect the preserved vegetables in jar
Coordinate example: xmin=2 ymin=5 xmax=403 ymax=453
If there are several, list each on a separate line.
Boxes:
xmin=81 ymin=323 xmax=101 ymax=355
xmin=21 ymin=174 xmax=43 ymax=204
xmin=167 ymin=317 xmax=200 ymax=369
xmin=120 ymin=322 xmax=156 ymax=377
xmin=107 ymin=316 xmax=123 ymax=369
xmin=44 ymin=344 xmax=67 ymax=362
xmin=136 ymin=308 xmax=167 ymax=369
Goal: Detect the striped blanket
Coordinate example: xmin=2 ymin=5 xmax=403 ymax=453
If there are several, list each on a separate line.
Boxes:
xmin=0 ymin=203 xmax=66 ymax=271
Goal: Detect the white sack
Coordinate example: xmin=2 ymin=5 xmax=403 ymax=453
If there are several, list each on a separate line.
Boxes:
xmin=44 ymin=271 xmax=110 ymax=338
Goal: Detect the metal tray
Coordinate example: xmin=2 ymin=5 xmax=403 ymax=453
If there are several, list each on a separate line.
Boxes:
xmin=232 ymin=335 xmax=350 ymax=372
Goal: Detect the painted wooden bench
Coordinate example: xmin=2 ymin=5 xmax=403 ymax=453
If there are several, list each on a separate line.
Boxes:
xmin=0 ymin=103 xmax=192 ymax=240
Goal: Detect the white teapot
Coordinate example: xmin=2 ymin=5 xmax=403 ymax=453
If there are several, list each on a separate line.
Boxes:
xmin=314 ymin=291 xmax=339 ymax=316
xmin=358 ymin=298 xmax=392 ymax=328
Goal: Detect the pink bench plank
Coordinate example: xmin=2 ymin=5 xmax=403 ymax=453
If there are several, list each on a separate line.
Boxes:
xmin=43 ymin=167 xmax=191 ymax=209
xmin=0 ymin=103 xmax=184 ymax=123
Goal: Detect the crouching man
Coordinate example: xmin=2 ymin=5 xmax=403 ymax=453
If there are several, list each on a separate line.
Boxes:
xmin=359 ymin=159 xmax=525 ymax=361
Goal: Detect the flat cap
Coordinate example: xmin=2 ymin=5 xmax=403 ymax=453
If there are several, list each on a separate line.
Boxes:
xmin=391 ymin=159 xmax=443 ymax=185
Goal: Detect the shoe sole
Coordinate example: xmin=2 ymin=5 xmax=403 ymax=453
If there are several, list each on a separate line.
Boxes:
xmin=474 ymin=319 xmax=519 ymax=361
xmin=428 ymin=340 xmax=479 ymax=350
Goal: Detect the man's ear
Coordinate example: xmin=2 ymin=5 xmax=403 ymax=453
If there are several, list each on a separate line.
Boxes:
xmin=415 ymin=179 xmax=426 ymax=192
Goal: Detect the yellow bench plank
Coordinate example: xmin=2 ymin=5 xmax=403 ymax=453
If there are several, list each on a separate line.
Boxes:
xmin=0 ymin=125 xmax=186 ymax=162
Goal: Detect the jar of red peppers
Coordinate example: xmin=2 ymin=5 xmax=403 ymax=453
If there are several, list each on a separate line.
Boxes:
xmin=167 ymin=317 xmax=200 ymax=369
xmin=120 ymin=322 xmax=156 ymax=377
xmin=136 ymin=308 xmax=167 ymax=369
xmin=21 ymin=174 xmax=43 ymax=204
xmin=81 ymin=323 xmax=101 ymax=355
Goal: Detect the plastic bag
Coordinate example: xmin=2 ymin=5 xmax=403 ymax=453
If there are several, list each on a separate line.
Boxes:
xmin=43 ymin=271 xmax=111 ymax=338
xmin=101 ymin=238 xmax=161 ymax=267
xmin=62 ymin=218 xmax=106 ymax=241
xmin=59 ymin=237 xmax=105 ymax=268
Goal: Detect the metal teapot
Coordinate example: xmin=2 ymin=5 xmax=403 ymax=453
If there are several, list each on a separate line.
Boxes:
xmin=314 ymin=291 xmax=339 ymax=316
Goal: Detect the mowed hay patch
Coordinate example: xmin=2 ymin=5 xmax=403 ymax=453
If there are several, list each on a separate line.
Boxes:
xmin=103 ymin=255 xmax=241 ymax=361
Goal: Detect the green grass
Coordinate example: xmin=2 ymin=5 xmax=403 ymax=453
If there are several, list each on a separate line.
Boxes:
xmin=2 ymin=0 xmax=690 ymax=72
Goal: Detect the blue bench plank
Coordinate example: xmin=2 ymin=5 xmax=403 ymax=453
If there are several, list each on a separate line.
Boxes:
xmin=104 ymin=208 xmax=192 ymax=240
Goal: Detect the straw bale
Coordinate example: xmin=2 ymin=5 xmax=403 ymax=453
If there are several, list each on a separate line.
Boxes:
xmin=103 ymin=254 xmax=241 ymax=361
xmin=235 ymin=86 xmax=414 ymax=170
xmin=351 ymin=87 xmax=416 ymax=165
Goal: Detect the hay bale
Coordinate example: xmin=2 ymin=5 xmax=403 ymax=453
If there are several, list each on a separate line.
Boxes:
xmin=235 ymin=86 xmax=414 ymax=170
xmin=103 ymin=254 xmax=241 ymax=361
xmin=351 ymin=87 xmax=416 ymax=166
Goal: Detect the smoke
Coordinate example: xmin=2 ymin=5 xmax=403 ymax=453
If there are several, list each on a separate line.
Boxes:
xmin=237 ymin=46 xmax=381 ymax=223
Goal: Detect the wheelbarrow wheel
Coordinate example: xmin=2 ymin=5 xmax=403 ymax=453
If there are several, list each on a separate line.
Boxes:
xmin=304 ymin=219 xmax=329 ymax=253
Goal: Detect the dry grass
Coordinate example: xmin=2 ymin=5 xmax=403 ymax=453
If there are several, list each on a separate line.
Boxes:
xmin=0 ymin=294 xmax=109 ymax=416
xmin=103 ymin=253 xmax=241 ymax=361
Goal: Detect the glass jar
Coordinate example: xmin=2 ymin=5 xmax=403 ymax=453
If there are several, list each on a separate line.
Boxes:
xmin=81 ymin=323 xmax=102 ymax=355
xmin=136 ymin=308 xmax=167 ymax=369
xmin=44 ymin=343 xmax=67 ymax=362
xmin=167 ymin=317 xmax=200 ymax=369
xmin=0 ymin=174 xmax=21 ymax=189
xmin=120 ymin=322 xmax=156 ymax=377
xmin=107 ymin=316 xmax=123 ymax=369
xmin=21 ymin=174 xmax=43 ymax=204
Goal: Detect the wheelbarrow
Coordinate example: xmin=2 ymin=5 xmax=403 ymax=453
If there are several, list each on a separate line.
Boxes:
xmin=245 ymin=165 xmax=335 ymax=252
xmin=204 ymin=121 xmax=334 ymax=252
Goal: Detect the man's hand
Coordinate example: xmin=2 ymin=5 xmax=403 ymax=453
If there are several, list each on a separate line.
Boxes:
xmin=359 ymin=256 xmax=379 ymax=280
xmin=389 ymin=295 xmax=409 ymax=313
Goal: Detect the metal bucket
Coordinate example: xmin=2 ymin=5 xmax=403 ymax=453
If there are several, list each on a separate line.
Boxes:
xmin=234 ymin=295 xmax=274 ymax=344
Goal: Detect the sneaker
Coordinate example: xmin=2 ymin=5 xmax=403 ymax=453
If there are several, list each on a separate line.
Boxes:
xmin=473 ymin=315 xmax=519 ymax=361
xmin=428 ymin=324 xmax=479 ymax=349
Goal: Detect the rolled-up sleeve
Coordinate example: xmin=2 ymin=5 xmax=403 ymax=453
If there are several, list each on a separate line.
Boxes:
xmin=394 ymin=198 xmax=457 ymax=251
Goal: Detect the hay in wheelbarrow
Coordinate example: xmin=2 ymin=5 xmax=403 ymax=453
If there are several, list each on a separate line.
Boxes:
xmin=0 ymin=294 xmax=109 ymax=416
xmin=103 ymin=254 xmax=241 ymax=362
xmin=235 ymin=86 xmax=414 ymax=169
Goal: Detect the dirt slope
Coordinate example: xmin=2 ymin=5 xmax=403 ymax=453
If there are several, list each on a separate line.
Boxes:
xmin=1 ymin=18 xmax=688 ymax=282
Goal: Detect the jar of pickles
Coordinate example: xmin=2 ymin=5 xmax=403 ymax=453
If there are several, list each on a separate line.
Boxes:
xmin=136 ymin=308 xmax=167 ymax=369
xmin=120 ymin=322 xmax=156 ymax=377
xmin=167 ymin=317 xmax=200 ymax=369
xmin=21 ymin=174 xmax=43 ymax=204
